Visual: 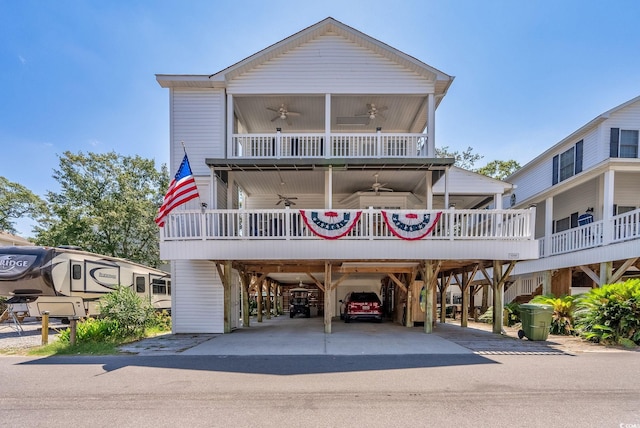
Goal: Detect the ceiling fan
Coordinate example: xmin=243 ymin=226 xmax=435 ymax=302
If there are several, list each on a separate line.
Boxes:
xmin=267 ymin=104 xmax=301 ymax=125
xmin=364 ymin=173 xmax=393 ymax=194
xmin=356 ymin=103 xmax=388 ymax=121
xmin=276 ymin=194 xmax=298 ymax=207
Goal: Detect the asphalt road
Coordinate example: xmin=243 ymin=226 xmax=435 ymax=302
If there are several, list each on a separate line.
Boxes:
xmin=1 ymin=352 xmax=639 ymax=428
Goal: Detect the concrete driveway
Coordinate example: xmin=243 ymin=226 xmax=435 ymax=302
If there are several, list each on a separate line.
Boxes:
xmin=118 ymin=315 xmax=622 ymax=356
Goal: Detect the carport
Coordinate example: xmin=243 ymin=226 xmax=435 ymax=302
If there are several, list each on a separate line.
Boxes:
xmin=218 ymin=258 xmax=516 ymax=335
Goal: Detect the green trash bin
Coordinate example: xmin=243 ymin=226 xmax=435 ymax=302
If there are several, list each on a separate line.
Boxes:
xmin=518 ymin=303 xmax=553 ymax=341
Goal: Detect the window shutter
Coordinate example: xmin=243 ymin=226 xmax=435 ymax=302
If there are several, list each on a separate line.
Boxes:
xmin=552 ymin=155 xmax=559 ymax=185
xmin=610 ymin=128 xmax=619 ymax=157
xmin=575 ymin=140 xmax=583 ymax=174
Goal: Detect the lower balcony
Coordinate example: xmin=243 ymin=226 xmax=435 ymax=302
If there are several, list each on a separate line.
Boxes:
xmin=159 ymin=208 xmax=539 ymax=262
xmin=538 ymin=208 xmax=640 ymax=257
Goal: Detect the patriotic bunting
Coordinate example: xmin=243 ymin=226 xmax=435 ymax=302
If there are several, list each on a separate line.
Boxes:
xmin=300 ymin=210 xmax=362 ymax=239
xmin=381 ymin=211 xmax=442 ymax=240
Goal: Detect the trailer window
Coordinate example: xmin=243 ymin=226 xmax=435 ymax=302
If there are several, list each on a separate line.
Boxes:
xmin=152 ymin=279 xmax=167 ymax=295
xmin=136 ymin=276 xmax=146 ymax=293
xmin=167 ymin=281 xmax=171 ymax=296
xmin=72 ymin=264 xmax=82 ymax=280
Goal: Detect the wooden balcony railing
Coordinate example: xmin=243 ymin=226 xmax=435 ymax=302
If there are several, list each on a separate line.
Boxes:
xmin=160 ymin=208 xmax=536 ymax=242
xmin=230 ymin=132 xmax=430 ymax=159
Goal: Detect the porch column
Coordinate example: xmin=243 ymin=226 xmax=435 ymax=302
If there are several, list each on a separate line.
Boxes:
xmin=425 ymin=172 xmax=433 ymax=209
xmin=324 ymin=94 xmax=331 ymax=158
xmin=227 ymin=172 xmax=235 ymax=209
xmin=325 ymin=165 xmax=333 ymax=209
xmin=444 ymin=167 xmax=450 ymax=209
xmin=424 ymin=261 xmax=435 ymax=334
xmin=544 ymin=197 xmax=553 ymax=257
xmin=427 ymin=93 xmax=435 ymax=157
xmin=210 ymin=166 xmax=218 ymax=209
xmin=602 ymin=169 xmax=615 ymax=246
xmin=324 ymin=262 xmax=333 ymax=334
xmin=226 ymin=94 xmax=234 ymax=157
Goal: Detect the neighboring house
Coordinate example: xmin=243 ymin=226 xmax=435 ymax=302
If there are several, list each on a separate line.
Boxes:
xmin=500 ymin=95 xmax=640 ymax=302
xmin=156 ymin=17 xmax=538 ymax=335
xmin=0 ymin=232 xmax=32 ymax=247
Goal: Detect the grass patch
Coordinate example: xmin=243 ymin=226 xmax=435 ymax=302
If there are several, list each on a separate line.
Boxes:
xmin=28 ymin=340 xmax=121 ymax=356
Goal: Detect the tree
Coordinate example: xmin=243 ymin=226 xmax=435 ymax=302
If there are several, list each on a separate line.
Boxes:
xmin=475 ymin=160 xmax=521 ymax=180
xmin=34 ymin=151 xmax=169 ymax=267
xmin=436 ymin=146 xmax=483 ymax=170
xmin=0 ymin=176 xmax=46 ymax=234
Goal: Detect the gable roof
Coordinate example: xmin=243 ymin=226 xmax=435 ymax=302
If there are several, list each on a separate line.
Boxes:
xmin=507 ymin=94 xmax=640 ymax=181
xmin=433 ymin=166 xmax=515 ymax=195
xmin=157 ymin=17 xmax=454 ymax=101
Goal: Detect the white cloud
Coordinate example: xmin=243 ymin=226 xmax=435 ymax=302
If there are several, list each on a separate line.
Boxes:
xmin=89 ymin=139 xmax=101 ymax=147
xmin=18 ymin=55 xmax=26 ymax=64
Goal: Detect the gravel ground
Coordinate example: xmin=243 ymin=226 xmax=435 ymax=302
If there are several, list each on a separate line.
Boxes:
xmin=0 ymin=317 xmax=63 ymax=353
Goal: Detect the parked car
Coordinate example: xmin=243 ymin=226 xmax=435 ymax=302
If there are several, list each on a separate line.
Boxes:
xmin=340 ymin=292 xmax=383 ymax=323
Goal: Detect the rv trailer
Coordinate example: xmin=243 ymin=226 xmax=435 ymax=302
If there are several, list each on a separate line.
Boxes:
xmin=0 ymin=246 xmax=171 ymax=319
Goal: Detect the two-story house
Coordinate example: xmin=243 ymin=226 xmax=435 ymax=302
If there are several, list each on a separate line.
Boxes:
xmin=498 ymin=95 xmax=640 ymax=302
xmin=156 ymin=17 xmax=538 ymax=335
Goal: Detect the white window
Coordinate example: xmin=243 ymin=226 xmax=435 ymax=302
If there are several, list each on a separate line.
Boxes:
xmin=620 ymin=130 xmax=639 ymax=158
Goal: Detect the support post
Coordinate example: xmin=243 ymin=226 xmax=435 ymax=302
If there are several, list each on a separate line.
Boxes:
xmin=406 ymin=283 xmax=413 ymax=328
xmin=265 ymin=281 xmax=272 ymax=320
xmin=461 ymin=271 xmax=469 ymax=328
xmin=41 ymin=311 xmax=49 ymax=345
xmin=492 ymin=261 xmax=504 ymax=334
xmin=257 ymin=280 xmax=263 ymax=323
xmin=70 ymin=318 xmax=77 ymax=346
xmin=324 ymin=262 xmax=332 ymax=334
xmin=424 ymin=262 xmax=435 ymax=334
xmin=241 ymin=273 xmax=250 ymax=327
xmin=223 ymin=260 xmax=232 ymax=333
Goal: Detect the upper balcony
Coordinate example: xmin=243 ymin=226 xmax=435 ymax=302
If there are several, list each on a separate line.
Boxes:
xmin=230 ymin=131 xmax=429 ymax=159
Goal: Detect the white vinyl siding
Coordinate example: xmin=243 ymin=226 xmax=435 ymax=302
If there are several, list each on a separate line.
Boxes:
xmin=172 ymin=260 xmax=224 ymax=333
xmin=227 ymin=34 xmax=434 ymax=95
xmin=171 ymin=89 xmax=225 ymax=176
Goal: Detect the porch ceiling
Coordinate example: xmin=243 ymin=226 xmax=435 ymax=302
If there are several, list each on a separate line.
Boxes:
xmin=233 ymin=94 xmax=429 ymax=133
xmin=234 ymin=259 xmax=497 ymax=286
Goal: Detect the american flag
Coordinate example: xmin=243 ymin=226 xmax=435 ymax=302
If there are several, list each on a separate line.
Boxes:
xmin=155 ymin=153 xmax=200 ymax=227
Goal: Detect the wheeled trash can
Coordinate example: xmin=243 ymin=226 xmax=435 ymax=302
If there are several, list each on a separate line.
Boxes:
xmin=518 ymin=303 xmax=553 ymax=341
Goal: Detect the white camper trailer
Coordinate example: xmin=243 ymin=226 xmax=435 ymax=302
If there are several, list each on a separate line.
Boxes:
xmin=0 ymin=246 xmax=170 ymax=320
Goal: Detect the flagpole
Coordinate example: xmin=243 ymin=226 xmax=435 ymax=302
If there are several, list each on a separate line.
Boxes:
xmin=179 ymin=141 xmax=207 ymax=212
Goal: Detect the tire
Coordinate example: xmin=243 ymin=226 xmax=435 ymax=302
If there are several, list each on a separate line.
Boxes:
xmin=306 ymin=311 xmax=311 ymax=318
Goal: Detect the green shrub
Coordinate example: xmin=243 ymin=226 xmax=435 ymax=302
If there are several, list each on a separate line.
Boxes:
xmin=574 ymin=279 xmax=640 ymax=346
xmin=530 ymin=294 xmax=577 ymax=335
xmin=146 ymin=309 xmax=172 ymax=332
xmin=504 ymin=302 xmax=521 ymax=326
xmin=98 ymin=285 xmax=154 ymax=338
xmin=57 ymin=317 xmax=120 ymax=343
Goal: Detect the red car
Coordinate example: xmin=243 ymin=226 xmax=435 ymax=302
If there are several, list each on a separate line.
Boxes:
xmin=340 ymin=292 xmax=383 ymax=323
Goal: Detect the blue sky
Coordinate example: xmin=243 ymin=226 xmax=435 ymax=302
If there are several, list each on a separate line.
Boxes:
xmin=2 ymin=0 xmax=640 ymax=235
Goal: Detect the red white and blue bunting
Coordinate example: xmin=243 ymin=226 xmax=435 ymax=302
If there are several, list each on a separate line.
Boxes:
xmin=381 ymin=211 xmax=442 ymax=241
xmin=300 ymin=210 xmax=362 ymax=240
